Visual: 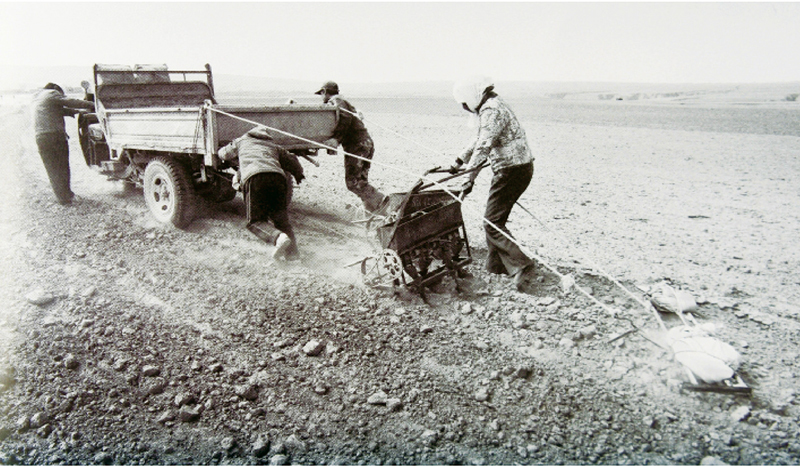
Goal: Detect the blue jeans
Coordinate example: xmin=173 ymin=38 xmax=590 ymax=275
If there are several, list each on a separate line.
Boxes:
xmin=483 ymin=162 xmax=534 ymax=276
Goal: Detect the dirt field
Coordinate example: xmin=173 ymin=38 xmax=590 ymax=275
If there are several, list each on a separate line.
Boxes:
xmin=1 ymin=91 xmax=799 ymax=465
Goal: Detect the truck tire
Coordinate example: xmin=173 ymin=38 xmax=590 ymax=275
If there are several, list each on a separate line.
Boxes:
xmin=143 ymin=157 xmax=195 ymax=228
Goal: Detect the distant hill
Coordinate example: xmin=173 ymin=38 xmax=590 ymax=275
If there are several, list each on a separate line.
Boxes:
xmin=1 ymin=65 xmax=796 ymax=103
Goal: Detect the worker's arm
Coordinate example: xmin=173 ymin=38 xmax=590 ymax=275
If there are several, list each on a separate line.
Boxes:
xmin=452 ymin=138 xmax=477 ymax=170
xmin=279 ymin=150 xmax=305 ymax=184
xmin=464 ymin=107 xmax=502 ymax=181
xmin=60 ymin=96 xmax=95 ymax=112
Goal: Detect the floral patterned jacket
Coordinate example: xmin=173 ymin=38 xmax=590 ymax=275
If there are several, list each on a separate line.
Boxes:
xmin=460 ymin=96 xmax=533 ymax=173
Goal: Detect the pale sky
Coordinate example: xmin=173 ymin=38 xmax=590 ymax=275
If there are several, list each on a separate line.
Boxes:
xmin=2 ymin=2 xmax=799 ymax=84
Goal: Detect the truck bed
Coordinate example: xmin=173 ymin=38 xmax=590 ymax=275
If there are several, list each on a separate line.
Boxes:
xmin=95 ymin=81 xmax=337 ymax=154
xmin=214 ymin=105 xmax=337 ymax=149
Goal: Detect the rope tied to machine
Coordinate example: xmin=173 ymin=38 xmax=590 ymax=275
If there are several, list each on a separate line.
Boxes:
xmin=338 ymin=106 xmax=666 ymax=327
xmin=205 ymin=103 xmax=660 ymax=330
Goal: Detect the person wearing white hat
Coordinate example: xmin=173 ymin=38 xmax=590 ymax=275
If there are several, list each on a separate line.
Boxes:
xmin=450 ymin=76 xmax=536 ymax=291
xmin=218 ymin=127 xmax=305 ymax=260
xmin=316 ymin=81 xmax=387 ymax=213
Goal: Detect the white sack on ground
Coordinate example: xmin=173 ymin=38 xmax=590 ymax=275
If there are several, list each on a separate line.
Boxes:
xmin=652 ymin=283 xmax=699 ymax=314
xmin=667 ymin=326 xmax=742 ymax=384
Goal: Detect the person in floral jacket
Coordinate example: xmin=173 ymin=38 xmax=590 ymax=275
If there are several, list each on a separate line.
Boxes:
xmin=451 ymin=76 xmax=536 ymax=291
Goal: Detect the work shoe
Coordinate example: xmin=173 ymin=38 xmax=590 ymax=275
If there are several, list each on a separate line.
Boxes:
xmin=514 ymin=263 xmax=536 ymax=292
xmin=273 ymin=233 xmax=292 ymax=260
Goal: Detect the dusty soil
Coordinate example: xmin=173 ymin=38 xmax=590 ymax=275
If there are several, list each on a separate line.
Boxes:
xmin=1 ymin=95 xmax=799 ymax=465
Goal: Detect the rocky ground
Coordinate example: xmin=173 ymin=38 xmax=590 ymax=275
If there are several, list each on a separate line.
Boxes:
xmin=1 ymin=96 xmax=799 ymax=465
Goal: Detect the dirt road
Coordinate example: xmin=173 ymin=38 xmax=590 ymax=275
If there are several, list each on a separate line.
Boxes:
xmin=1 ymin=97 xmax=799 ymax=465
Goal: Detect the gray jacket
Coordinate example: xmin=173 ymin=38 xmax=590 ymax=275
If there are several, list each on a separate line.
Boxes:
xmin=32 ymin=89 xmax=94 ymax=136
xmin=218 ymin=128 xmax=304 ymax=187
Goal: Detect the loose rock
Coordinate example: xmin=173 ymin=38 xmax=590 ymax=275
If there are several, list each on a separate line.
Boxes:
xmin=235 ymin=383 xmax=259 ymax=401
xmin=269 ymin=454 xmax=289 ymax=466
xmin=142 ymin=378 xmax=166 ymax=395
xmin=559 ymin=338 xmax=575 ymax=349
xmin=63 ymin=354 xmax=79 ymax=370
xmin=252 ymin=436 xmax=270 ymax=457
xmin=177 ymin=405 xmax=201 ymax=422
xmin=142 ymin=365 xmax=161 ymax=377
xmin=579 ymin=325 xmax=598 ymax=339
xmin=284 ymin=434 xmax=306 ymax=454
xmin=156 ymin=411 xmax=175 ymax=424
xmin=303 ymin=340 xmax=325 ymax=356
xmin=386 ymin=398 xmax=403 ymax=411
xmin=421 ymin=429 xmax=438 ymax=446
xmin=174 ymin=392 xmax=196 ymax=407
xmin=474 ymin=388 xmax=489 ymax=402
xmin=730 ymin=405 xmax=751 ymax=422
xmin=700 ymin=457 xmax=729 ymax=465
xmin=25 ymin=289 xmax=55 ymax=306
xmin=367 ymin=390 xmax=388 ymax=405
xmin=221 ymin=437 xmax=236 ymax=452
xmin=15 ymin=416 xmax=29 ymax=432
xmin=93 ymin=452 xmax=113 ymax=465
xmin=29 ymin=412 xmax=49 ymax=429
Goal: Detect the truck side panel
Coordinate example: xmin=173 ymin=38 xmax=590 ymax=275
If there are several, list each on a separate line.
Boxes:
xmin=103 ymin=107 xmax=204 ymax=155
xmin=214 ymin=105 xmax=337 ymax=150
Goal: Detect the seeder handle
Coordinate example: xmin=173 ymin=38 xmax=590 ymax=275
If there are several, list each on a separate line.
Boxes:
xmin=419 ymin=162 xmax=488 ymax=191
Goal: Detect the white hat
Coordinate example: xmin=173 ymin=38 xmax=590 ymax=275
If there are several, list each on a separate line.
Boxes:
xmin=452 ymin=76 xmax=494 ymax=112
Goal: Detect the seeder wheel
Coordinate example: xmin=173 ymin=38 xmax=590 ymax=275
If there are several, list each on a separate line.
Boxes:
xmin=361 ymin=249 xmax=405 ymax=288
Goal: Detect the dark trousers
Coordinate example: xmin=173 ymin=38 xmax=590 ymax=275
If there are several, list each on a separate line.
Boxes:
xmin=343 ymin=138 xmax=386 ymax=212
xmin=483 ymin=162 xmax=534 ymax=276
xmin=36 ymin=132 xmax=73 ymax=204
xmin=244 ymin=172 xmax=296 ymax=253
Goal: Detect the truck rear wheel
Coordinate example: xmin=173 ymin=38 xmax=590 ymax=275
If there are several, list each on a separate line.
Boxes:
xmin=143 ymin=157 xmax=195 ymax=228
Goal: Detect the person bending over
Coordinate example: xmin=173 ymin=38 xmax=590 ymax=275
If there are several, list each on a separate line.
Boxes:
xmin=219 ymin=127 xmax=305 ymax=260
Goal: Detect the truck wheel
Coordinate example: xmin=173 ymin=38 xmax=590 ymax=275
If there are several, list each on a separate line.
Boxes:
xmin=143 ymin=157 xmax=195 ymax=228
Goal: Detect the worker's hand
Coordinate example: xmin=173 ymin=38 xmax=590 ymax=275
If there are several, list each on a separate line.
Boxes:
xmin=322 ymin=138 xmax=338 ymax=150
xmin=294 ymin=173 xmax=305 ymax=185
xmin=448 ymin=158 xmax=464 ymax=174
xmin=461 ymin=180 xmax=474 ymax=197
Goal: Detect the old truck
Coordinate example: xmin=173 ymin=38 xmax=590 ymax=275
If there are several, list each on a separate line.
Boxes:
xmin=78 ymin=64 xmax=337 ymax=227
